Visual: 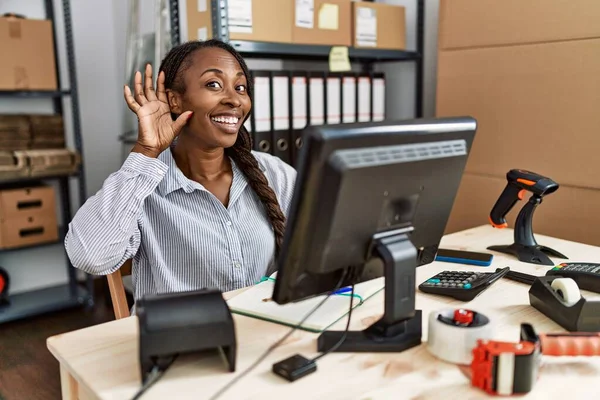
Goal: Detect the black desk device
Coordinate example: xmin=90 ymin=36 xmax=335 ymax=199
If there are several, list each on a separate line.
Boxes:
xmin=136 ymin=288 xmax=236 ymax=383
xmin=545 ymin=263 xmax=600 ymax=293
xmin=529 ymin=276 xmax=600 ymax=332
xmin=418 ymin=267 xmax=509 ymax=301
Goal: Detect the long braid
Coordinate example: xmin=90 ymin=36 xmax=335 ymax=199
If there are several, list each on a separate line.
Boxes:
xmin=159 ymin=40 xmax=287 ymax=259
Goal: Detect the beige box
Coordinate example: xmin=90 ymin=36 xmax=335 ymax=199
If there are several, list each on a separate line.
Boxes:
xmin=186 ymin=0 xmax=293 ymax=44
xmin=0 ymin=186 xmax=56 ymax=221
xmin=0 ymin=214 xmax=59 ymax=249
xmin=293 ymin=0 xmax=352 ymax=46
xmin=436 ymin=38 xmax=600 ymax=190
xmin=438 ymin=0 xmax=600 ymax=50
xmin=0 ymin=16 xmax=58 ymax=90
xmin=351 ymin=2 xmax=405 ymax=50
xmin=445 ymin=173 xmax=600 ymax=247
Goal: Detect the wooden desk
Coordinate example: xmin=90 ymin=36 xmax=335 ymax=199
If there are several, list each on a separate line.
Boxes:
xmin=47 ymin=226 xmax=600 ymax=399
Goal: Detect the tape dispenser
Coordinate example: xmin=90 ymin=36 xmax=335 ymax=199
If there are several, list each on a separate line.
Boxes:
xmin=529 ymin=276 xmax=600 ymax=332
xmin=427 ymin=308 xmax=494 ymax=365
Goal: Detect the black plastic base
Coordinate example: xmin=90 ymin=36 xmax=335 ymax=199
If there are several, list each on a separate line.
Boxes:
xmin=136 ymin=288 xmax=236 ymax=383
xmin=317 ymin=310 xmax=422 ymax=352
xmin=529 ymin=276 xmax=600 ymax=332
xmin=487 ymin=243 xmax=568 ymax=266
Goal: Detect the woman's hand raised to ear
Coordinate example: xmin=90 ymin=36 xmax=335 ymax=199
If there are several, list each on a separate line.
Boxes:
xmin=124 ymin=64 xmax=193 ymax=158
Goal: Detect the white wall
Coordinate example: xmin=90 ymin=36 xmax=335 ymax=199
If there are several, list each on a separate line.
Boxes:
xmin=0 ymin=0 xmax=441 ymax=295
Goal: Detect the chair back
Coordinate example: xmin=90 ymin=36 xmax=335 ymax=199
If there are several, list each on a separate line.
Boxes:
xmin=107 ymin=259 xmax=132 ymax=319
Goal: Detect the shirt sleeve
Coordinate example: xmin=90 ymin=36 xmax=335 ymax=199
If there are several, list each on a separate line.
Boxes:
xmin=64 ymin=152 xmax=168 ymax=275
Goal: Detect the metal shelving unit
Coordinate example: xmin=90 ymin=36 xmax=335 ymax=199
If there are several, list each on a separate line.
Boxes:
xmin=0 ymin=0 xmax=94 ymax=325
xmin=167 ymin=0 xmax=425 ymax=118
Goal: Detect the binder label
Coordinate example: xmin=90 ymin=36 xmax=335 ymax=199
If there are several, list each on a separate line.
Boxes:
xmin=229 ymin=0 xmax=253 ymax=33
xmin=356 ymin=7 xmax=377 ymax=47
xmin=296 ymin=0 xmax=314 ymax=29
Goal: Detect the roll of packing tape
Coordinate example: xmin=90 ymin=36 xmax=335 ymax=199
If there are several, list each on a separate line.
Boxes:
xmin=551 ymin=277 xmax=581 ymax=307
xmin=427 ymin=308 xmax=493 ymax=365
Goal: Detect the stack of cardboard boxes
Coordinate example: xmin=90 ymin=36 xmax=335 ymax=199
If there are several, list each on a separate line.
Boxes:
xmin=0 ymin=186 xmax=59 ymax=249
xmin=437 ymin=0 xmax=600 ymax=246
xmin=0 ymin=15 xmax=81 ymax=186
xmin=185 ymin=0 xmax=406 ymax=50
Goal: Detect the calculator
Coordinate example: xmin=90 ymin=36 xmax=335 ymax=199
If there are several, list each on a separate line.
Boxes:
xmin=546 ymin=263 xmax=600 ymax=293
xmin=418 ymin=267 xmax=510 ymax=301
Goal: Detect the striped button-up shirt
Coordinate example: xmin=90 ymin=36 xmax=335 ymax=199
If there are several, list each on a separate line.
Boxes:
xmin=64 ymin=147 xmax=297 ymax=302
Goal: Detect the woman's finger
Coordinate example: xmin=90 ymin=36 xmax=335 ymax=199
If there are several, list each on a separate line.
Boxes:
xmin=156 ymin=71 xmax=168 ymax=103
xmin=133 ymin=71 xmax=148 ymax=105
xmin=144 ymin=64 xmax=158 ymax=101
xmin=123 ymin=85 xmax=140 ymax=113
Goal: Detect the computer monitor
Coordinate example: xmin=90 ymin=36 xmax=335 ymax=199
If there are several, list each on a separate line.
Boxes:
xmin=272 ymin=116 xmax=477 ymax=353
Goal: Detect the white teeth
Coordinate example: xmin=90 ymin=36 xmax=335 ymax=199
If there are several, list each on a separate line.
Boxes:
xmin=211 ymin=116 xmax=239 ymax=124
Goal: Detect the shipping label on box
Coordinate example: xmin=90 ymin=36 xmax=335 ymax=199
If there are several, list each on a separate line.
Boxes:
xmin=229 ymin=0 xmax=253 ymax=33
xmin=355 ymin=7 xmax=377 ymax=47
xmin=296 ymin=0 xmax=314 ymax=28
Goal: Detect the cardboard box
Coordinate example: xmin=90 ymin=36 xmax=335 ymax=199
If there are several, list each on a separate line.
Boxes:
xmin=351 ymin=2 xmax=405 ymax=50
xmin=436 ymin=38 xmax=600 ymax=190
xmin=0 ymin=186 xmax=56 ymax=220
xmin=445 ymin=173 xmax=600 ymax=247
xmin=0 ymin=186 xmax=58 ymax=249
xmin=0 ymin=214 xmax=58 ymax=249
xmin=186 ymin=0 xmax=293 ymax=44
xmin=0 ymin=16 xmax=58 ymax=90
xmin=438 ymin=0 xmax=600 ymax=50
xmin=293 ymin=0 xmax=352 ymax=46
xmin=0 ymin=151 xmax=28 ymax=181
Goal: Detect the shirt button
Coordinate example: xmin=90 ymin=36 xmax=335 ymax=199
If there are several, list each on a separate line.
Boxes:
xmin=225 ymin=221 xmax=232 ymax=226
xmin=233 ymin=261 xmax=241 ymax=269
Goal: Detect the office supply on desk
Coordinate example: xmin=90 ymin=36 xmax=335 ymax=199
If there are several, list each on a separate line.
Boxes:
xmin=546 ymin=263 xmax=600 ymax=293
xmin=227 ymin=275 xmax=383 ymax=332
xmin=471 ymin=323 xmax=600 ymax=396
xmin=529 ymin=275 xmax=600 ymax=332
xmin=435 ymin=248 xmax=493 ymax=266
xmin=488 ymin=169 xmax=568 ymax=265
xmin=136 ymin=288 xmax=236 ymax=383
xmin=427 ymin=308 xmax=492 ymax=365
xmin=419 ymin=267 xmax=509 ymax=301
xmin=504 ymin=263 xmax=600 ymax=294
xmin=272 ymin=116 xmax=478 ymax=354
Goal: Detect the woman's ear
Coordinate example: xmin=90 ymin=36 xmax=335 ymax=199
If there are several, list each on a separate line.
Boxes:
xmin=167 ymin=90 xmax=182 ymax=114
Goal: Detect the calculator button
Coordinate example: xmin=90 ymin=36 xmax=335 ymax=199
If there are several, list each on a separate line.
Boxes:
xmin=464 ymin=283 xmax=472 ymax=289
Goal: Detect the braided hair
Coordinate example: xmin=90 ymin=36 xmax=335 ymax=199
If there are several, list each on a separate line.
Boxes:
xmin=159 ymin=39 xmax=287 ymax=258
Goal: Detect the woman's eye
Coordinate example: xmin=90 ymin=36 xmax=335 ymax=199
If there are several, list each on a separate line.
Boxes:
xmin=206 ymin=81 xmax=222 ymax=88
xmin=236 ymin=85 xmax=247 ymax=92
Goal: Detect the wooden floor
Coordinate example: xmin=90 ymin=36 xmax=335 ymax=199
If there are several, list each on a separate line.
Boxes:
xmin=0 ymin=280 xmax=115 ymax=400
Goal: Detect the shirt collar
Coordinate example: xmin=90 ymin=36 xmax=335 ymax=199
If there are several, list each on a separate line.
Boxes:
xmin=157 ymin=146 xmax=201 ymax=196
xmin=156 ymin=147 xmax=266 ymax=197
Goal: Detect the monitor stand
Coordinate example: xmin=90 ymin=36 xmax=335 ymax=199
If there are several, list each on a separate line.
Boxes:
xmin=317 ymin=233 xmax=422 ymax=353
